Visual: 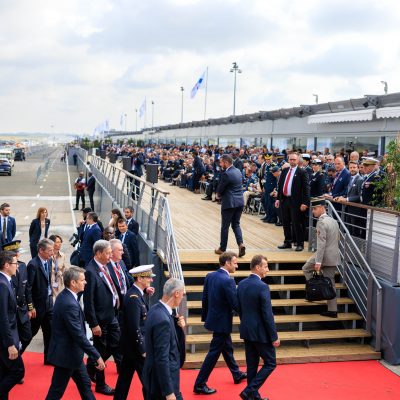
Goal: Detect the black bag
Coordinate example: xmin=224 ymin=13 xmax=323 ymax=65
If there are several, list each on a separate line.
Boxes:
xmin=70 ymin=249 xmax=80 ymax=266
xmin=305 ymin=271 xmax=336 ymax=301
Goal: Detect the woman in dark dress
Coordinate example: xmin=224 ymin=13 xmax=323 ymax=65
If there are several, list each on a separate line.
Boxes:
xmin=29 ymin=207 xmax=50 ymax=258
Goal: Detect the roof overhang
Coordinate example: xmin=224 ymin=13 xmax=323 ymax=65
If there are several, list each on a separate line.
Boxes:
xmin=308 ymin=109 xmax=374 ymax=124
xmin=376 ymin=106 xmax=400 ymax=119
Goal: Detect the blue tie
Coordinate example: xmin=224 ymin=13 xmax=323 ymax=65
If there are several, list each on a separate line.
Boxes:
xmin=44 ymin=261 xmax=49 ymax=275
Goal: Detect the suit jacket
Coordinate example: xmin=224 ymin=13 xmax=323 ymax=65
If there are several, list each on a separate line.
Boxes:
xmin=217 ymin=166 xmax=245 ymax=210
xmin=313 ymin=214 xmax=340 ymax=266
xmin=86 ymin=175 xmax=96 ymax=193
xmin=12 ymin=262 xmax=32 ymax=324
xmin=233 ymin=157 xmax=244 ymax=172
xmin=118 ymin=230 xmax=140 ymax=267
xmin=131 ymin=153 xmax=144 ymax=177
xmin=346 ymin=174 xmax=363 ymax=203
xmin=237 ymin=274 xmax=278 ymax=343
xmin=0 ymin=215 xmax=16 ymax=243
xmin=193 ymin=156 xmax=205 ymax=175
xmin=143 ymin=302 xmax=181 ymax=398
xmin=277 ymin=166 xmax=310 ymax=206
xmin=361 ymin=170 xmax=383 ymax=205
xmin=0 ymin=273 xmax=19 ymax=349
xmin=27 ymin=256 xmax=53 ymax=317
xmin=127 ymin=218 xmax=139 ymax=236
xmin=47 ymin=289 xmax=100 ymax=369
xmin=83 ymin=259 xmax=116 ymax=328
xmin=310 ymin=171 xmax=326 ymax=198
xmin=29 ymin=218 xmax=50 ymax=246
xmin=119 ymin=285 xmax=148 ymax=358
xmin=331 ymin=168 xmax=351 ymax=198
xmin=79 ymin=223 xmax=102 ymax=265
xmin=106 ymin=260 xmax=133 ymax=306
xmin=201 ymin=268 xmax=238 ymax=334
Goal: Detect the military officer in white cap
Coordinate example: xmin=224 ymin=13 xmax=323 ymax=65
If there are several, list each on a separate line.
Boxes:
xmin=114 ymin=265 xmax=155 ymax=400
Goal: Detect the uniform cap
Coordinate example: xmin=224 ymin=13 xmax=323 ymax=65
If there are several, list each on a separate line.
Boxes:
xmin=271 ymin=166 xmax=280 ymax=173
xmin=129 ymin=264 xmax=156 ymax=278
xmin=311 ymin=197 xmax=326 ymax=207
xmin=311 ymin=159 xmax=322 ymax=165
xmin=275 ymin=153 xmax=285 ymax=159
xmin=2 ymin=240 xmax=21 ymax=252
xmin=362 ymin=157 xmax=379 ymax=165
xmin=301 ymin=154 xmax=311 ymax=160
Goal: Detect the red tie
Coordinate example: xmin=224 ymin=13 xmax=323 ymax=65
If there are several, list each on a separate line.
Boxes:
xmin=283 ymin=168 xmax=293 ymax=196
xmin=99 ymin=265 xmax=120 ymax=309
xmin=113 ymin=263 xmax=126 ymax=294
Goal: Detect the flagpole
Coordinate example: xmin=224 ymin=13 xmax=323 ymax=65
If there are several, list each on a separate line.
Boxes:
xmin=203 ymin=66 xmax=208 ymax=122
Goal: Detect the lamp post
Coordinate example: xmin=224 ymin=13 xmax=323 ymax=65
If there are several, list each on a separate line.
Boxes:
xmin=135 ymin=108 xmax=138 ymax=132
xmin=180 ymin=87 xmax=184 ymax=123
xmin=124 ymin=113 xmax=127 ymax=132
xmin=312 ymin=94 xmax=319 ymax=104
xmin=381 ymin=81 xmax=388 ymax=95
xmin=230 ymin=62 xmax=242 ymax=116
xmin=151 ymin=101 xmax=154 ymax=128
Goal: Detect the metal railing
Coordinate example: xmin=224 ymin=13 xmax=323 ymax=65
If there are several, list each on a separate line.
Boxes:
xmin=308 ymin=200 xmax=383 ymax=351
xmin=73 ymin=147 xmax=184 ymax=284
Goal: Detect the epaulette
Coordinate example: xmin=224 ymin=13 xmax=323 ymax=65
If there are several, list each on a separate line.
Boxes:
xmin=130 ymin=294 xmax=139 ymax=298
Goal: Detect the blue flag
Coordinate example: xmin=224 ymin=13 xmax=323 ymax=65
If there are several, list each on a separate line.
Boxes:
xmin=191 ymin=71 xmax=206 ymax=99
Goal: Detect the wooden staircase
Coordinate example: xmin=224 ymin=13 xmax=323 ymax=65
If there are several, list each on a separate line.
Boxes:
xmin=172 ymin=250 xmax=380 ymax=369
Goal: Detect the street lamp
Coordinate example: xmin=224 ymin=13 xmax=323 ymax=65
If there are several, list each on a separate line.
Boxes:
xmin=312 ymin=94 xmax=319 ymax=104
xmin=180 ymin=87 xmax=184 ymax=123
xmin=381 ymin=81 xmax=388 ymax=95
xmin=151 ymin=101 xmax=155 ymax=128
xmin=135 ymin=108 xmax=138 ymax=132
xmin=230 ymin=62 xmax=242 ymax=116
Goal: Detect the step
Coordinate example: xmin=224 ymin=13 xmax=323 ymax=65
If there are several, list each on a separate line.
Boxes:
xmin=186 ymin=329 xmax=370 ymax=345
xmin=186 ymin=313 xmax=363 ymax=327
xmin=167 ymin=270 xmax=306 ymax=278
xmin=183 ymin=344 xmax=380 ymax=368
xmin=185 ymin=283 xmax=347 ymax=293
xmin=187 ymin=297 xmax=354 ymax=309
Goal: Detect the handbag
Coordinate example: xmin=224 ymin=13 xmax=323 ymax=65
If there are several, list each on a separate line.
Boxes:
xmin=305 ymin=271 xmax=336 ymax=301
xmin=70 ymin=248 xmax=81 ymax=266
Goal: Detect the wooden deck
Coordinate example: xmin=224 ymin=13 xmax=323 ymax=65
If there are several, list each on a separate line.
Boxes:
xmin=157 ymin=180 xmax=297 ymax=252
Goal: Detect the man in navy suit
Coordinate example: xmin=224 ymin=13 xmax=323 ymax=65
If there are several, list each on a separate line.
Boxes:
xmin=194 ymin=252 xmax=246 ymax=395
xmin=124 ymin=206 xmax=139 ymax=235
xmin=0 ymin=203 xmax=16 ymax=244
xmin=117 ymin=219 xmax=140 ymax=267
xmin=328 ymin=157 xmax=351 ymax=199
xmin=237 ymin=255 xmax=280 ymax=400
xmin=45 ymin=267 xmax=105 ymax=400
xmin=85 ymin=171 xmax=96 ymax=211
xmin=215 ymin=154 xmax=246 ymax=257
xmin=0 ymin=251 xmax=25 ymax=400
xmin=143 ymin=278 xmax=186 ymax=400
xmin=79 ymin=212 xmax=102 ymax=268
xmin=26 ymin=238 xmax=54 ymax=364
xmin=83 ymin=240 xmax=120 ymax=396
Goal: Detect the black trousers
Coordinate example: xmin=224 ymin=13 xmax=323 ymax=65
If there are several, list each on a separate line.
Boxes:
xmin=243 ymin=340 xmax=276 ymax=399
xmin=17 ymin=317 xmax=32 ymax=353
xmin=195 ymin=332 xmax=241 ymax=386
xmin=30 ymin=307 xmax=53 ymax=363
xmin=88 ymin=190 xmax=95 ymax=211
xmin=0 ymin=349 xmax=25 ymax=400
xmin=280 ymin=198 xmax=305 ymax=245
xmin=75 ymin=190 xmax=85 ymax=209
xmin=114 ymin=356 xmax=145 ymax=400
xmin=45 ymin=362 xmax=95 ymax=400
xmin=30 ymin=243 xmax=38 ymax=259
xmin=87 ymin=319 xmax=120 ymax=387
xmin=220 ymin=206 xmax=244 ymax=251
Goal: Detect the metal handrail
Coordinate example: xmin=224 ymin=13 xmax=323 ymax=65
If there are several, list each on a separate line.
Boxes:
xmin=309 ymin=200 xmax=383 ymax=351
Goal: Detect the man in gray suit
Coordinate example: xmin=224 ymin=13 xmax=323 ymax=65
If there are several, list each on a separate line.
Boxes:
xmin=302 ymin=197 xmax=340 ymax=318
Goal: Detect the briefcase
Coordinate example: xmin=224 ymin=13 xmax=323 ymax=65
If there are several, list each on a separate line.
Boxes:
xmin=70 ymin=248 xmax=81 ymax=266
xmin=305 ymin=271 xmax=336 ymax=301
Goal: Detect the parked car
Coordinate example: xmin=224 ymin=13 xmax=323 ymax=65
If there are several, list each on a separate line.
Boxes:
xmin=0 ymin=158 xmax=11 ymax=176
xmin=14 ymin=149 xmax=25 ymax=161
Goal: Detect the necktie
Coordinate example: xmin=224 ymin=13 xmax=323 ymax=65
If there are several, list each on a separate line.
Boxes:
xmin=283 ymin=168 xmax=292 ymax=196
xmin=99 ymin=265 xmax=120 ymax=309
xmin=44 ymin=261 xmax=49 ymax=275
xmin=121 ymin=233 xmax=126 ymax=243
xmin=114 ymin=263 xmax=126 ymax=294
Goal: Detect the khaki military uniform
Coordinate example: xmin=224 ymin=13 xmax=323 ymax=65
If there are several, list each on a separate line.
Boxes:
xmin=302 ymin=213 xmax=340 ymax=311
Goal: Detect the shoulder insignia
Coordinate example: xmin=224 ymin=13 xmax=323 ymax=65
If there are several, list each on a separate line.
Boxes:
xmin=130 ymin=294 xmax=139 ymax=298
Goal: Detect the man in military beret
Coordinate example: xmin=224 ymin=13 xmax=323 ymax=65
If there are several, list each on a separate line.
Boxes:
xmin=302 ymin=198 xmax=339 ymax=318
xmin=114 ymin=265 xmax=155 ymax=400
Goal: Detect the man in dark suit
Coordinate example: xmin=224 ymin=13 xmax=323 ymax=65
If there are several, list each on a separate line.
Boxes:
xmin=114 ymin=264 xmax=155 ymax=400
xmin=103 ymin=227 xmax=132 ymax=270
xmin=143 ymin=278 xmax=186 ymax=400
xmin=117 ymin=218 xmax=140 ymax=267
xmin=2 ymin=241 xmax=32 ymax=353
xmin=83 ymin=239 xmax=120 ymax=396
xmin=26 ymin=238 xmax=54 ymax=364
xmin=79 ymin=212 xmax=102 ymax=268
xmin=329 ymin=157 xmax=351 ymax=199
xmin=85 ymin=171 xmax=96 ymax=211
xmin=130 ymin=151 xmax=144 ymax=201
xmin=275 ymin=153 xmax=310 ymax=251
xmin=0 ymin=203 xmax=16 ymax=244
xmin=194 ymin=252 xmax=246 ymax=395
xmin=215 ymin=154 xmax=246 ymax=257
xmin=45 ymin=267 xmax=105 ymax=400
xmin=124 ymin=206 xmax=139 ymax=235
xmin=192 ymin=151 xmax=206 ymax=193
xmin=0 ymin=251 xmax=25 ymax=400
xmin=237 ymin=255 xmax=280 ymax=400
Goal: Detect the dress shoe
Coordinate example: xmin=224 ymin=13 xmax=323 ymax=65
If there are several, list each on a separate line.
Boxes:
xmin=239 ymin=390 xmax=253 ymax=400
xmin=234 ymin=371 xmax=247 ymax=384
xmin=320 ymin=311 xmax=338 ymax=318
xmin=18 ymin=378 xmax=24 ymax=384
xmin=275 ymin=222 xmax=283 ymax=226
xmin=295 ymin=245 xmax=304 ymax=252
xmin=214 ymin=248 xmax=224 ymax=255
xmin=95 ymin=384 xmax=115 ymax=396
xmin=202 ymin=196 xmax=212 ymax=201
xmin=260 ymin=216 xmax=268 ymax=221
xmin=277 ymin=243 xmax=291 ymax=249
xmin=193 ymin=384 xmax=217 ymax=395
xmin=73 ymin=207 xmax=79 ymax=210
xmin=238 ymin=244 xmax=246 ymax=258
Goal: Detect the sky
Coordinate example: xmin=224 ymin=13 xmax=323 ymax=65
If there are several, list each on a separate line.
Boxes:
xmin=1 ymin=0 xmax=400 ymax=135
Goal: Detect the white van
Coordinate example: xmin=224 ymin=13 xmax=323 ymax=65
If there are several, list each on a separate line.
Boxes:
xmin=0 ymin=149 xmax=14 ymax=167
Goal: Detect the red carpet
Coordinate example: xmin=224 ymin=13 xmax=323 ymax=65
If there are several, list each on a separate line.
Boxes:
xmin=11 ymin=352 xmax=400 ymax=399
